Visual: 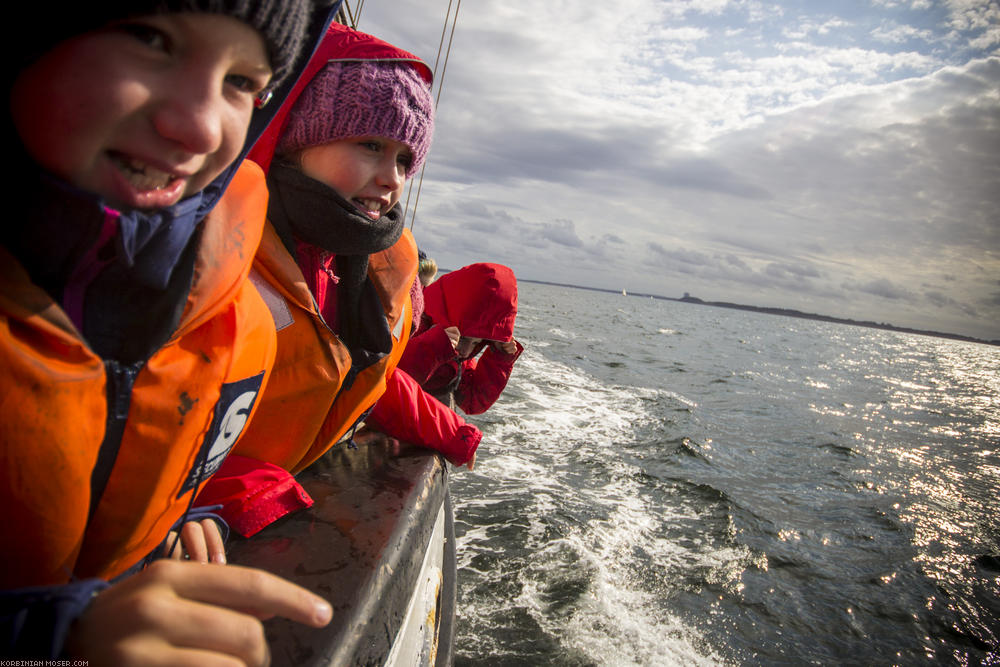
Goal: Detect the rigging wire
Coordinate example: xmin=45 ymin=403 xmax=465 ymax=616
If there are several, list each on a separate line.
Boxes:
xmin=404 ymin=0 xmax=462 ymax=230
xmin=336 ymin=0 xmax=361 ymax=28
xmin=339 ymin=0 xmax=460 ymax=229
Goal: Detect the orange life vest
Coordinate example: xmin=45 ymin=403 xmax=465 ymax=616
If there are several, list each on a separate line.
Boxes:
xmin=231 ymin=222 xmax=417 ymax=474
xmin=0 ymin=161 xmax=276 ymax=585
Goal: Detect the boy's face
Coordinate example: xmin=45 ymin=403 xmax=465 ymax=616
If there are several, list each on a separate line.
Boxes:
xmin=11 ymin=13 xmax=271 ymax=211
xmin=297 ymin=136 xmax=412 ymax=220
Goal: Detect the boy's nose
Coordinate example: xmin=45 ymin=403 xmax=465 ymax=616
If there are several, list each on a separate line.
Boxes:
xmin=152 ymin=78 xmax=225 ymax=156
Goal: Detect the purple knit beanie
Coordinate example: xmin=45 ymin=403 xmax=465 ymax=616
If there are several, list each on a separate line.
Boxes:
xmin=278 ymin=60 xmax=435 ymax=177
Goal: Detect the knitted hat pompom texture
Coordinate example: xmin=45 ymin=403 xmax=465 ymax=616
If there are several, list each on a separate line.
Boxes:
xmin=278 ymin=60 xmax=435 ymax=178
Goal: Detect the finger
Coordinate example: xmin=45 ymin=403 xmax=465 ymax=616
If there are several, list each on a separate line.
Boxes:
xmin=112 ymin=638 xmax=259 ymax=667
xmin=149 ymin=648 xmax=254 ymax=667
xmin=181 ymin=522 xmax=209 ymax=564
xmin=153 ymin=599 xmax=271 ymax=667
xmin=70 ymin=572 xmax=270 ymax=667
xmin=466 ymin=452 xmax=477 ymax=471
xmin=165 ymin=532 xmax=183 ymax=560
xmin=202 ymin=519 xmax=227 ymax=565
xmin=152 ymin=560 xmax=332 ymax=628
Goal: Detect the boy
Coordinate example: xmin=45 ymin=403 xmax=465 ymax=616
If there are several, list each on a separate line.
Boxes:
xmin=2 ymin=3 xmax=339 ymax=662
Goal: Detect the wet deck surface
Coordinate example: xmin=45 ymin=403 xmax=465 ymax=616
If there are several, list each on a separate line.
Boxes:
xmin=227 ymin=435 xmax=449 ymax=667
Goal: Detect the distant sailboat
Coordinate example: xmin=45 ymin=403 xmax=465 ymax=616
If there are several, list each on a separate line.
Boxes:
xmin=622 ymin=289 xmax=627 ymax=296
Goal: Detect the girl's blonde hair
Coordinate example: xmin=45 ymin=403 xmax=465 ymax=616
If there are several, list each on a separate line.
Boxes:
xmin=418 ymin=257 xmax=438 ymax=286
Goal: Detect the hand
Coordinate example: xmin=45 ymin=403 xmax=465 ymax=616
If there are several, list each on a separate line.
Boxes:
xmin=164 ymin=519 xmax=227 ymax=564
xmin=465 ymin=451 xmax=477 ymax=471
xmin=493 ymin=340 xmax=518 ymax=355
xmin=443 ymin=326 xmax=461 ymax=350
xmin=66 ymin=559 xmax=333 ymax=666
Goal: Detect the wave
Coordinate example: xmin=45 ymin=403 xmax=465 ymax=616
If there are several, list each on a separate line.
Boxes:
xmin=455 ymin=348 xmax=734 ymax=665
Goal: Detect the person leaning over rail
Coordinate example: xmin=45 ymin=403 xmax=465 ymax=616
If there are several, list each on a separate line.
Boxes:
xmin=374 ymin=262 xmax=523 ymax=414
xmin=194 ymin=22 xmax=482 ymax=538
xmin=0 ymin=2 xmax=341 ymax=662
xmin=367 ymin=263 xmax=523 ymax=472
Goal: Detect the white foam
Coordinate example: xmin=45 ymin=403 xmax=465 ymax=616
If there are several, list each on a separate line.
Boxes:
xmin=457 ymin=348 xmax=725 ymax=665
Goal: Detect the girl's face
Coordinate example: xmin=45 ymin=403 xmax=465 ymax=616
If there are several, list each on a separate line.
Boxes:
xmin=11 ymin=13 xmax=271 ymax=211
xmin=455 ymin=336 xmax=483 ymax=359
xmin=298 ymin=137 xmax=412 ymax=220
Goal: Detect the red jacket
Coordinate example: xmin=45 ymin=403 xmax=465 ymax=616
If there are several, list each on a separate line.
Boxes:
xmin=400 ymin=263 xmax=523 ymax=415
xmin=367 ymin=369 xmax=481 ymax=466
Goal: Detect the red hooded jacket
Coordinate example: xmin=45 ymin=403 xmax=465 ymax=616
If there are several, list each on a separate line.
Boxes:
xmin=373 ymin=263 xmax=523 ymax=420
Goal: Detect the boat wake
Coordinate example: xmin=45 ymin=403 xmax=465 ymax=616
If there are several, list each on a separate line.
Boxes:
xmin=453 ymin=345 xmax=727 ymax=665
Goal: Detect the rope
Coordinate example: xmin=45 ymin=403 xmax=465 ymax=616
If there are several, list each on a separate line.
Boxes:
xmin=336 ymin=0 xmax=362 ymax=29
xmin=405 ymin=0 xmax=462 ymax=229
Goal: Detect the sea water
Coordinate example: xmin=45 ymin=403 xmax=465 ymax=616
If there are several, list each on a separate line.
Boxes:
xmin=450 ymin=281 xmax=1000 ymax=666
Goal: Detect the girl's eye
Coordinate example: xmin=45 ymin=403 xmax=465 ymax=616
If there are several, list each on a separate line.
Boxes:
xmin=225 ymin=73 xmax=267 ymax=95
xmin=398 ymin=154 xmax=414 ymax=171
xmin=117 ymin=22 xmax=169 ymax=52
xmin=360 ymin=141 xmax=381 ymax=152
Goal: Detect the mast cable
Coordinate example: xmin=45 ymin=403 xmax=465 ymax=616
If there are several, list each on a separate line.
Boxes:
xmin=405 ymin=0 xmax=462 ymax=229
xmin=336 ymin=0 xmax=362 ymax=28
xmin=336 ymin=1 xmax=353 ymax=28
xmin=403 ymin=0 xmax=453 ymax=224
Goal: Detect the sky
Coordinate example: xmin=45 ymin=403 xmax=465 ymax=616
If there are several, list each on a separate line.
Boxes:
xmin=350 ymin=0 xmax=1000 ymax=342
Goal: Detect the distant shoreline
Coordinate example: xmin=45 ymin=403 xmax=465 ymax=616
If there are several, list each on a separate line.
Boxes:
xmin=515 ymin=277 xmax=1000 ymax=348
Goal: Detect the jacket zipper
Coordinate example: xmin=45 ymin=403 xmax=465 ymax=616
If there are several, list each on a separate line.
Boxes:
xmin=86 ymin=359 xmax=143 ymax=523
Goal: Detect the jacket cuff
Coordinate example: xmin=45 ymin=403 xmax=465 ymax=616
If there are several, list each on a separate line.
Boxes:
xmin=195 ymin=454 xmax=313 ymax=538
xmin=0 ymin=579 xmax=109 ymax=658
xmin=169 ymin=504 xmax=230 ymax=544
xmin=442 ymin=424 xmax=483 ymax=467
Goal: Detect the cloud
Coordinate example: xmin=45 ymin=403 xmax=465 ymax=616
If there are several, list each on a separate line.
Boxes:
xmin=871 ymin=22 xmax=936 ymax=44
xmin=356 ymin=1 xmax=1000 ymax=339
xmin=539 ymin=220 xmax=585 ymax=248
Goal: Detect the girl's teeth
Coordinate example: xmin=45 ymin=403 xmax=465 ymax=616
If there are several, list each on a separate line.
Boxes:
xmin=114 ymin=156 xmax=173 ymax=190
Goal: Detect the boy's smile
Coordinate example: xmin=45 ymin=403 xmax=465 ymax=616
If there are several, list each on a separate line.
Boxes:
xmin=11 ymin=13 xmax=272 ymax=211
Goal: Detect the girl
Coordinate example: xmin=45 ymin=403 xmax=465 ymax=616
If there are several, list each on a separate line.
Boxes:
xmin=390 ymin=262 xmax=523 ymax=414
xmin=2 ymin=2 xmax=337 ymax=662
xmin=197 ymin=22 xmax=481 ymax=538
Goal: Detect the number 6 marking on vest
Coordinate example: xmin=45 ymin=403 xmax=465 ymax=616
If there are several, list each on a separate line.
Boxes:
xmin=207 ymin=390 xmax=257 ymax=460
xmin=178 ymin=372 xmax=265 ymax=497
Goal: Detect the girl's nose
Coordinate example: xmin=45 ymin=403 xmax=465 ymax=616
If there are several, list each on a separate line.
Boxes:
xmin=375 ymin=155 xmax=406 ymax=190
xmin=152 ymin=76 xmax=225 ymax=155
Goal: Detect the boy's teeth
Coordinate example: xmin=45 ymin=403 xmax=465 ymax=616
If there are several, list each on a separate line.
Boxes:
xmin=113 ymin=155 xmax=174 ymax=190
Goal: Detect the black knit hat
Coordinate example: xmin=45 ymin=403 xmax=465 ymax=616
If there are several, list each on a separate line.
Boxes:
xmin=18 ymin=0 xmax=313 ymax=90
